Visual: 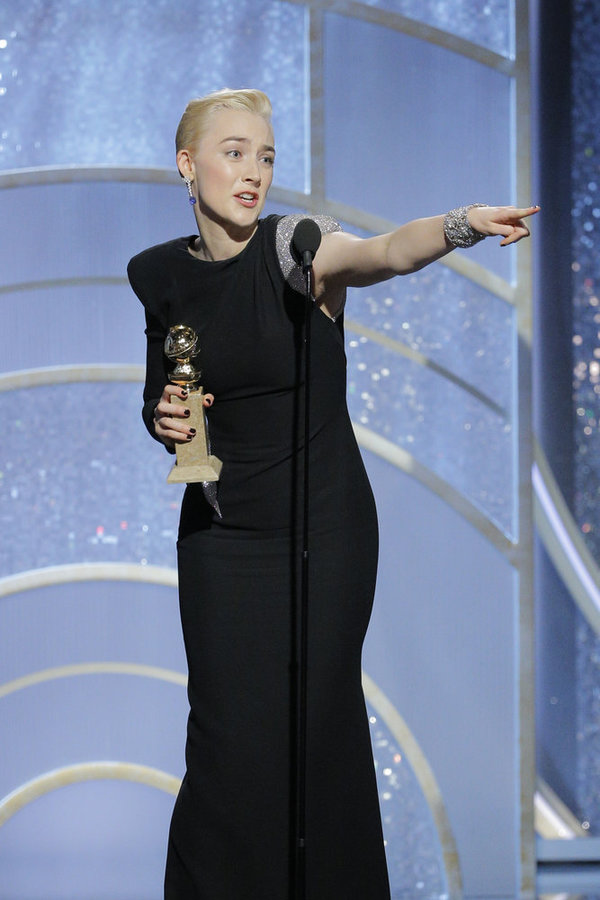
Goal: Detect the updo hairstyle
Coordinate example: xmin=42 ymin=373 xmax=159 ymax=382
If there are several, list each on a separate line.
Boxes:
xmin=175 ymin=88 xmax=273 ymax=154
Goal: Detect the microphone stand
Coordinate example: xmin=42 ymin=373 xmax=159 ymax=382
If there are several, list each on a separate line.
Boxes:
xmin=295 ymin=250 xmax=314 ymax=900
xmin=289 ymin=219 xmax=321 ymax=900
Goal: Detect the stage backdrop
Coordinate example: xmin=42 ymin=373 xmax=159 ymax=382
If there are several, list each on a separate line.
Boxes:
xmin=0 ymin=2 xmax=534 ymax=899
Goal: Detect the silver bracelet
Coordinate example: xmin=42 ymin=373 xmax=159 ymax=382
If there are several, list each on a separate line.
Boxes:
xmin=443 ymin=203 xmax=487 ymax=248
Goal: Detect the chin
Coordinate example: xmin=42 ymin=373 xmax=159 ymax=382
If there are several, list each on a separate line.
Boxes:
xmin=233 ymin=210 xmax=262 ymax=230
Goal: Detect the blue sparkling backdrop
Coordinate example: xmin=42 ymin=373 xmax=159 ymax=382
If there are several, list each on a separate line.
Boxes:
xmin=0 ymin=0 xmax=307 ymax=191
xmin=570 ymin=0 xmax=600 ymax=837
xmin=345 ymin=266 xmax=515 ymax=534
xmin=363 ymin=0 xmax=512 ymax=57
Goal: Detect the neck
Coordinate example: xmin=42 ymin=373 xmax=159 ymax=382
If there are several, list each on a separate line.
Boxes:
xmin=192 ymin=212 xmax=258 ymax=261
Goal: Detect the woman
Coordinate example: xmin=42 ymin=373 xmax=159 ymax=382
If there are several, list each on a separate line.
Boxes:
xmin=128 ymin=88 xmax=537 ymax=900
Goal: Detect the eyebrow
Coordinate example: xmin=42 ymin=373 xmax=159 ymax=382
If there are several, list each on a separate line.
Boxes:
xmin=219 ymin=136 xmax=276 ymax=154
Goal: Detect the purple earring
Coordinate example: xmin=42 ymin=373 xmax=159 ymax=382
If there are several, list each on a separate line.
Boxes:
xmin=184 ymin=177 xmax=196 ymax=206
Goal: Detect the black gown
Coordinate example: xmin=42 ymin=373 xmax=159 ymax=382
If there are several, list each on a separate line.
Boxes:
xmin=128 ymin=215 xmax=391 ymax=900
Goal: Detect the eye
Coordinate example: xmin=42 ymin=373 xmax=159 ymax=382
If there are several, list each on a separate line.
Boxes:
xmin=227 ymin=149 xmax=242 ymax=159
xmin=261 ymin=155 xmax=275 ymax=166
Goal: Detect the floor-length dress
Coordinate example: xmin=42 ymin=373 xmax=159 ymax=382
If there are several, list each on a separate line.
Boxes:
xmin=128 ymin=214 xmax=391 ymax=900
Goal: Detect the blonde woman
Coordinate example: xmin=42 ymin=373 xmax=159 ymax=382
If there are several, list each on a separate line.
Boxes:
xmin=128 ymin=88 xmax=537 ymax=900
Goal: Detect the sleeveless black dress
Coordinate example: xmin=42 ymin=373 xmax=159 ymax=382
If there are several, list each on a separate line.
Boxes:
xmin=128 ymin=215 xmax=390 ymax=900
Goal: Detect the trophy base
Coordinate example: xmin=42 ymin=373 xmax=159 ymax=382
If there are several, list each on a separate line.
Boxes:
xmin=167 ymin=456 xmax=223 ymax=484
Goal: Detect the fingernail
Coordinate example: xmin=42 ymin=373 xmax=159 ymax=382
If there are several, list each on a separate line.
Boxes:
xmin=181 ymin=390 xmax=188 ymax=398
xmin=189 ymin=428 xmax=196 ymax=435
xmin=184 ymin=409 xmax=191 ymax=417
xmin=186 ymin=433 xmax=194 ymax=441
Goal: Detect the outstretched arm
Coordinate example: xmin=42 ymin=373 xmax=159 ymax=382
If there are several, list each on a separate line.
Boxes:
xmin=312 ymin=205 xmax=539 ymax=313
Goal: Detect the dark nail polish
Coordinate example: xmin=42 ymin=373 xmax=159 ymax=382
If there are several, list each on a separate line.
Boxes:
xmin=184 ymin=409 xmax=191 ymax=417
xmin=181 ymin=390 xmax=188 ymax=399
xmin=189 ymin=428 xmax=196 ymax=435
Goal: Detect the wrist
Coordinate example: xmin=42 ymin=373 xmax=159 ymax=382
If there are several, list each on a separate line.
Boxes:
xmin=443 ymin=203 xmax=487 ymax=248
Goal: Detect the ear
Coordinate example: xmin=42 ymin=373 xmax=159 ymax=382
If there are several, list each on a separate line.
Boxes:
xmin=176 ymin=148 xmax=194 ymax=179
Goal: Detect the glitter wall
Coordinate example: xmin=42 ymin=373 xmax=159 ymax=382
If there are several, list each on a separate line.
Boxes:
xmin=572 ymin=2 xmax=600 ymax=561
xmin=0 ymin=0 xmax=307 ymax=190
xmin=534 ymin=0 xmax=600 ymax=849
xmin=361 ymin=0 xmax=513 ymax=56
xmin=571 ymin=0 xmax=600 ymax=838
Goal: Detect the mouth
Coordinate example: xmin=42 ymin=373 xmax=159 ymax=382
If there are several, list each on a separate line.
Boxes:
xmin=235 ymin=192 xmax=259 ymax=208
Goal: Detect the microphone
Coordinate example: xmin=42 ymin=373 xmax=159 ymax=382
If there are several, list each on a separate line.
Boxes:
xmin=291 ymin=219 xmax=322 ymax=273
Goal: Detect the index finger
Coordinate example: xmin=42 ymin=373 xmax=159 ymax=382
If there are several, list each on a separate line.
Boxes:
xmin=512 ymin=205 xmax=540 ymax=218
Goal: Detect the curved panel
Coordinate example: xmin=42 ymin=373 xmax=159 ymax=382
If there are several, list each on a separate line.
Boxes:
xmin=0 ymin=683 xmax=459 ymax=898
xmin=323 ymin=12 xmax=514 ymax=283
xmin=0 ymin=371 xmax=514 ymax=573
xmin=364 ymin=672 xmax=461 ymax=896
xmin=362 ymin=447 xmax=520 ymax=895
xmin=347 ymin=335 xmax=515 ymax=536
xmin=355 ymin=423 xmax=514 ymax=557
xmin=0 ymin=676 xmax=189 ymax=795
xmin=535 ymin=778 xmax=589 ymax=840
xmin=0 ymin=181 xmax=202 ymax=286
xmin=0 ymin=662 xmax=186 ymax=700
xmin=0 ymin=382 xmax=183 ymax=576
xmin=0 ymin=361 xmax=517 ymax=581
xmin=0 ymin=581 xmax=183 ymax=679
xmin=0 ymin=284 xmax=146 ymax=371
xmin=0 ymin=365 xmax=145 ymax=390
xmin=0 ymin=563 xmax=176 ymax=598
xmin=534 ymin=446 xmax=600 ymax=637
xmin=345 ymin=266 xmax=515 ymax=413
xmin=0 ymin=777 xmax=173 ymax=900
xmin=359 ymin=0 xmax=513 ymax=57
xmin=0 ymin=0 xmax=307 ymax=191
xmin=0 ymin=761 xmax=180 ymax=826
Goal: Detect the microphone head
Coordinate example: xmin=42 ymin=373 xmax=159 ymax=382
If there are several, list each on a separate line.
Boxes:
xmin=291 ymin=218 xmax=322 ymax=265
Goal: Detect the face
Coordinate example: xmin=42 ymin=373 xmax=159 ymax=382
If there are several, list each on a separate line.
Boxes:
xmin=181 ymin=107 xmax=275 ymax=239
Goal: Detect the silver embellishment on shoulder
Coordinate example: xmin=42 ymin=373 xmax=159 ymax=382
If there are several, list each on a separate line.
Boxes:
xmin=275 ymin=214 xmax=342 ymax=294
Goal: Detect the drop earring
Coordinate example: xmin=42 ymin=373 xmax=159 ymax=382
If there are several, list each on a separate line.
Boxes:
xmin=184 ymin=177 xmax=196 ymax=206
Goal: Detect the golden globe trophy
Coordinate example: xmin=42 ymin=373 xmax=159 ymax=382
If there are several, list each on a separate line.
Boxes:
xmin=164 ymin=324 xmax=222 ymax=484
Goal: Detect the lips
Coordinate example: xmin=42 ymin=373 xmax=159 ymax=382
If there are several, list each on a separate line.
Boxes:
xmin=235 ymin=192 xmax=258 ymax=208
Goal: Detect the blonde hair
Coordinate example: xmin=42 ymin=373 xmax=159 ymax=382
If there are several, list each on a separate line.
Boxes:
xmin=175 ymin=88 xmax=273 ymax=154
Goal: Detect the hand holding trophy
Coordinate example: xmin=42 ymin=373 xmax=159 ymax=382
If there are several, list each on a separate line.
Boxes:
xmin=164 ymin=324 xmax=222 ymax=484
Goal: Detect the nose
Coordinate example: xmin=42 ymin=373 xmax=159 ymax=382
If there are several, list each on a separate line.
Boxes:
xmin=243 ymin=158 xmax=261 ymax=186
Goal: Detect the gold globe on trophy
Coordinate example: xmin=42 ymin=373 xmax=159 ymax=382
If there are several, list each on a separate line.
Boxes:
xmin=164 ymin=324 xmax=222 ymax=484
